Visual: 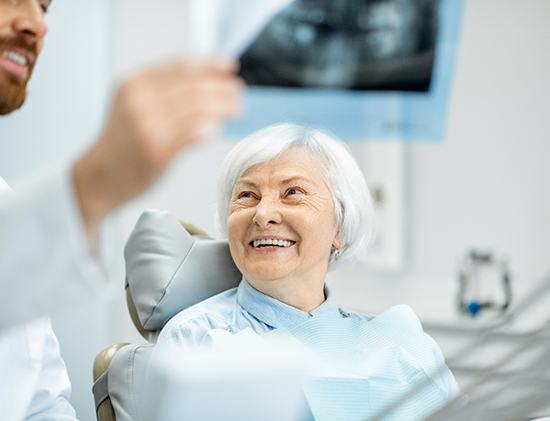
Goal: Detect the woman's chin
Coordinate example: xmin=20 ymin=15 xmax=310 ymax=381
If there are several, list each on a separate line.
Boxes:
xmin=243 ymin=265 xmax=295 ymax=285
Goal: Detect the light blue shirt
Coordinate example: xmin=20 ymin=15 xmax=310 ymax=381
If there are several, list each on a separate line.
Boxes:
xmin=157 ymin=279 xmax=458 ymax=420
xmin=158 ymin=279 xmax=368 ymax=347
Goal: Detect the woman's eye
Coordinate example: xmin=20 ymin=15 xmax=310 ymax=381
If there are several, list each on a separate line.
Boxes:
xmin=237 ymin=191 xmax=256 ymax=200
xmin=286 ymin=187 xmax=305 ymax=196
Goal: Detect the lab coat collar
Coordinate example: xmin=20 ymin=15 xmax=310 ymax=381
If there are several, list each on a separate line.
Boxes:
xmin=236 ymin=278 xmax=341 ymax=330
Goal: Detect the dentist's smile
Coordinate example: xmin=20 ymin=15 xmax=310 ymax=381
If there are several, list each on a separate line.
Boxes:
xmin=0 ymin=49 xmax=34 ymax=80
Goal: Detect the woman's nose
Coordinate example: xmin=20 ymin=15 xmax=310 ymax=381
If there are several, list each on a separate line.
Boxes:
xmin=252 ymin=197 xmax=282 ymax=229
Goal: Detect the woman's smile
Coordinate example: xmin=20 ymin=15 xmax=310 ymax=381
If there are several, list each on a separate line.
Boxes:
xmin=249 ymin=236 xmax=296 ymax=253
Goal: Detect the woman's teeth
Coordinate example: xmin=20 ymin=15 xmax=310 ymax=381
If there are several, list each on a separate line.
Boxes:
xmin=252 ymin=239 xmax=294 ymax=248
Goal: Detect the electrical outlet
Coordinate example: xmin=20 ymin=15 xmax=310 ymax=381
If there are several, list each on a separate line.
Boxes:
xmin=349 ymin=141 xmax=406 ymax=269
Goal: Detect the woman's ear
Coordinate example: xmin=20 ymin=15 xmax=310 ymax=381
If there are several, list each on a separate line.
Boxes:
xmin=332 ymin=231 xmax=344 ymax=250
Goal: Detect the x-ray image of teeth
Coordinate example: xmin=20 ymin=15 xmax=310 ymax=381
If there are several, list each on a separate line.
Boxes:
xmin=239 ymin=0 xmax=439 ymax=91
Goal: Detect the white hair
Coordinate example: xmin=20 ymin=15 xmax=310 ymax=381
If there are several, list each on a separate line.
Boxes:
xmin=217 ymin=123 xmax=375 ymax=266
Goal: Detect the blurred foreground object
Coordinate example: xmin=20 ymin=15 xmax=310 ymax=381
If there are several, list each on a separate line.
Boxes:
xmin=144 ymin=331 xmax=310 ymax=421
xmin=74 ymin=57 xmax=242 ymax=237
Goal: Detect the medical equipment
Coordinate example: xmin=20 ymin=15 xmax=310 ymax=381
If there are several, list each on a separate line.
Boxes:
xmin=369 ymin=273 xmax=550 ymax=420
xmin=457 ymin=249 xmax=512 ymax=317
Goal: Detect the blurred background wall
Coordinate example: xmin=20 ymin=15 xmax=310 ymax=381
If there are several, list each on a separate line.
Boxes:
xmin=1 ymin=0 xmax=549 ymax=420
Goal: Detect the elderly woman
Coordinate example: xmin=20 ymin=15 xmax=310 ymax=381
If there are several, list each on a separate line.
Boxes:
xmin=156 ymin=123 xmax=457 ymax=419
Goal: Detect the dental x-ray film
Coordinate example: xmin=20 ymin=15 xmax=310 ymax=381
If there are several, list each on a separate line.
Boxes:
xmin=238 ymin=0 xmax=439 ymax=91
xmin=208 ymin=0 xmax=463 ymax=140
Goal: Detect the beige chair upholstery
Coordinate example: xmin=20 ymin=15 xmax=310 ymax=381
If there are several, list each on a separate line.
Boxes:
xmin=93 ymin=343 xmax=131 ymax=421
xmin=92 ymin=210 xmax=242 ymax=421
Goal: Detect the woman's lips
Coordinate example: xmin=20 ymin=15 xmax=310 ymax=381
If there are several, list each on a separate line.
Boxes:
xmin=249 ymin=244 xmax=295 ymax=254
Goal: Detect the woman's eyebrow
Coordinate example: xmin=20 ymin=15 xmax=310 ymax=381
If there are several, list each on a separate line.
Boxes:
xmin=235 ymin=175 xmax=317 ymax=188
xmin=280 ymin=176 xmax=316 ymax=186
xmin=234 ymin=178 xmax=258 ymax=189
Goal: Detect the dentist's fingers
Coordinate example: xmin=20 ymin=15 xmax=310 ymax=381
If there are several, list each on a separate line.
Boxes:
xmin=73 ymin=56 xmax=244 ymax=237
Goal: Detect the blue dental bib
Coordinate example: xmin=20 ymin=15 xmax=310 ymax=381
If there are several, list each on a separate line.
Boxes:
xmin=266 ymin=305 xmax=457 ymax=421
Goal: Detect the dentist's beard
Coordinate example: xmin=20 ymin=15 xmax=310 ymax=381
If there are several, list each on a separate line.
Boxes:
xmin=0 ymin=76 xmax=27 ymax=115
xmin=0 ymin=37 xmax=37 ymax=115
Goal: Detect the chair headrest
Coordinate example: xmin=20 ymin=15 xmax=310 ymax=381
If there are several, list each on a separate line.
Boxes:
xmin=124 ymin=210 xmax=242 ymax=339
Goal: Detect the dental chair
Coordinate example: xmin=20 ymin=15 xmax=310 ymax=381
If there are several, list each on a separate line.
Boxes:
xmin=92 ymin=210 xmax=242 ymax=421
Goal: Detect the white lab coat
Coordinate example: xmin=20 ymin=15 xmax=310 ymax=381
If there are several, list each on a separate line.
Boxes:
xmin=0 ymin=169 xmax=105 ymax=420
xmin=0 ymin=319 xmax=77 ymax=420
xmin=0 ymin=168 xmax=106 ymax=330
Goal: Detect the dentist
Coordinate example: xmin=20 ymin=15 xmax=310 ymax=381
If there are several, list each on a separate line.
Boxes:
xmin=0 ymin=0 xmax=242 ymax=419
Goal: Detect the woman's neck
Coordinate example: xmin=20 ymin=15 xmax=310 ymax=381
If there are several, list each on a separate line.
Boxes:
xmin=247 ymin=277 xmax=326 ymax=313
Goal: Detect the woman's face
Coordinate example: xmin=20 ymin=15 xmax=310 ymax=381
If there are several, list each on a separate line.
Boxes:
xmin=227 ymin=148 xmax=342 ymax=288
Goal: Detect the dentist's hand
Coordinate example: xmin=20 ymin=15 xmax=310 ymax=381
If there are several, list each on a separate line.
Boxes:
xmin=73 ymin=57 xmax=243 ymax=237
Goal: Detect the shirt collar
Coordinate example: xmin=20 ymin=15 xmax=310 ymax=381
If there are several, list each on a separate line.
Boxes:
xmin=236 ymin=278 xmax=341 ymax=330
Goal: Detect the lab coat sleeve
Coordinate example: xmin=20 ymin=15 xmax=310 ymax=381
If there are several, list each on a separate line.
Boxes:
xmin=24 ymin=318 xmax=78 ymax=421
xmin=0 ymin=166 xmax=107 ymax=331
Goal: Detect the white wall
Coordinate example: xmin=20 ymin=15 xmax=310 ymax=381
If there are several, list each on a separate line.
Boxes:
xmin=331 ymin=0 xmax=550 ymax=324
